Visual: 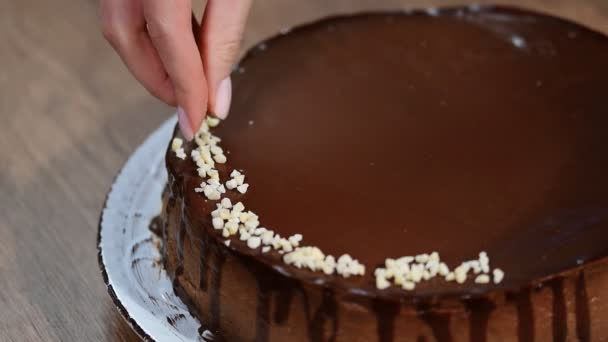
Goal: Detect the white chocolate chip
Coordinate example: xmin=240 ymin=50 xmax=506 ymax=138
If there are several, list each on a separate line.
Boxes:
xmin=244 ymin=220 xmax=259 ymax=230
xmin=235 ymin=175 xmax=246 ymax=186
xmin=214 ymin=154 xmax=227 ymax=164
xmin=219 ymin=209 xmax=231 ymax=220
xmin=208 ymin=191 xmax=221 ymax=200
xmin=376 ymin=276 xmax=391 ymax=290
xmin=220 ymin=198 xmax=232 ymax=209
xmin=233 ymin=202 xmax=245 ymax=212
xmin=207 ymin=169 xmax=219 ymax=180
xmin=238 ymin=212 xmax=250 ymax=222
xmin=410 ymin=264 xmax=423 ymax=282
xmin=288 ymin=234 xmax=302 ymax=247
xmin=455 ymin=269 xmax=468 ymax=284
xmin=237 ymin=184 xmax=249 ymax=194
xmin=415 ymin=254 xmax=429 ymax=263
xmin=212 ymin=217 xmax=224 ymax=230
xmin=475 ymin=274 xmax=490 ymax=284
xmin=429 ymin=252 xmax=439 ymax=262
xmin=402 ymin=281 xmax=416 ymax=291
xmin=171 ymin=138 xmax=183 ymax=151
xmin=210 ymin=145 xmax=223 ymax=155
xmin=224 ymin=221 xmax=238 ymax=234
xmin=175 ymin=148 xmax=187 ymax=160
xmin=226 ymin=179 xmax=238 ymax=190
xmin=493 ymin=268 xmax=504 ymax=284
xmin=206 ymin=117 xmax=221 ymax=127
xmin=224 ymin=240 xmax=231 ymax=247
xmin=261 ymin=231 xmax=274 ymax=244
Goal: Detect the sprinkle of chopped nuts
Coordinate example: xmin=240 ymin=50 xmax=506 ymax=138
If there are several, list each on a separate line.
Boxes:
xmin=220 ymin=198 xmax=232 ymax=209
xmin=212 ymin=217 xmax=224 ymax=230
xmin=226 ymin=179 xmax=238 ymax=189
xmin=373 ymin=251 xmax=503 ymax=289
xmin=206 ymin=116 xmax=221 ymax=127
xmin=493 ymin=268 xmax=504 ymax=284
xmin=376 ymin=276 xmax=391 ymax=290
xmin=247 ymin=236 xmax=261 ymax=249
xmin=171 ymin=137 xmax=183 ymax=151
xmin=233 ymin=202 xmax=245 ymax=212
xmin=475 ymin=274 xmax=490 ymax=284
xmin=402 ymin=281 xmax=416 ymax=291
xmin=193 ymin=114 xmax=507 ymax=287
xmin=235 ymin=175 xmax=245 ymax=185
xmin=415 ymin=254 xmax=429 ymax=263
xmin=237 ymin=184 xmax=249 ymax=194
xmin=214 ymin=154 xmax=227 ymax=164
xmin=175 ymin=148 xmax=186 ymax=160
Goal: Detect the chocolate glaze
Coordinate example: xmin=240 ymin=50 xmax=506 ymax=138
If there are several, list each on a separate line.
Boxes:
xmin=148 ymin=215 xmax=163 ymax=237
xmin=161 ymin=6 xmax=608 ymax=341
xmin=216 ymin=6 xmax=608 ymax=297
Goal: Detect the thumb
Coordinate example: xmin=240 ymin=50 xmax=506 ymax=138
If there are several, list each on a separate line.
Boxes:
xmin=199 ymin=0 xmax=252 ymax=119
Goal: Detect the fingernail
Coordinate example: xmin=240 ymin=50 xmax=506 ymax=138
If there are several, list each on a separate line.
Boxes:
xmin=177 ymin=107 xmax=194 ymax=141
xmin=213 ymin=77 xmax=232 ymax=119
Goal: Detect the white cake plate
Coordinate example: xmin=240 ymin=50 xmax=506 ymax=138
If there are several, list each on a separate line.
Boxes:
xmin=98 ymin=116 xmax=213 ymax=342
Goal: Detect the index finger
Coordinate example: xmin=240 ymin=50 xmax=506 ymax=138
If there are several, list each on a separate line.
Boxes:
xmin=143 ymin=0 xmax=207 ymax=137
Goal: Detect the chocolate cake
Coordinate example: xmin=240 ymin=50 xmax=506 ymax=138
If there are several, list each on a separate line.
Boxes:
xmin=161 ymin=6 xmax=608 ymax=341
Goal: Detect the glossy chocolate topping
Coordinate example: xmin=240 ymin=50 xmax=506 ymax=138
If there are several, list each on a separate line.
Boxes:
xmin=174 ymin=7 xmax=608 ymax=298
xmin=162 ymin=7 xmax=608 ymax=341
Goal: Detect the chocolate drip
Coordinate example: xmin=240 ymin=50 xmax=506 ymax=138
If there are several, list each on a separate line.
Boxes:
xmin=148 ymin=215 xmax=163 ymax=237
xmin=575 ymin=272 xmax=591 ymax=341
xmin=309 ymin=288 xmax=338 ymax=342
xmin=546 ymin=278 xmax=567 ymax=341
xmin=274 ymin=280 xmax=301 ymax=325
xmin=208 ymin=248 xmax=226 ymax=333
xmin=417 ymin=303 xmax=453 ymax=342
xmin=464 ymin=297 xmax=495 ymax=342
xmin=176 ymin=221 xmax=186 ymax=262
xmin=198 ymin=236 xmax=211 ymax=291
xmin=507 ymin=289 xmax=534 ymax=342
xmin=372 ymin=299 xmax=400 ymax=342
xmin=254 ymin=274 xmax=274 ymax=342
xmin=166 ymin=313 xmax=186 ymax=327
xmin=173 ymin=220 xmax=186 ymax=280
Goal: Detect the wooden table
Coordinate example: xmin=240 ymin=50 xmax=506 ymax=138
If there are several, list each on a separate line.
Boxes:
xmin=1 ymin=0 xmax=607 ymax=340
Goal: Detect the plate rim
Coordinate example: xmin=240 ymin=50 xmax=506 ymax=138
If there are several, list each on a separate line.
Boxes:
xmin=97 ymin=116 xmax=178 ymax=342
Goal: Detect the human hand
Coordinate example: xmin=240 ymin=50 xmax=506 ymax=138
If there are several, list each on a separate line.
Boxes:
xmin=101 ymin=0 xmax=252 ymax=140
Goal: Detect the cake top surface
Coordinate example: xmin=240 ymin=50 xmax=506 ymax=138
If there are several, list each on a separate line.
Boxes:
xmin=176 ymin=6 xmax=608 ymax=297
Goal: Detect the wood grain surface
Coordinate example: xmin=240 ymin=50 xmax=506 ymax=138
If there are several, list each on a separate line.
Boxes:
xmin=0 ymin=0 xmax=607 ymax=341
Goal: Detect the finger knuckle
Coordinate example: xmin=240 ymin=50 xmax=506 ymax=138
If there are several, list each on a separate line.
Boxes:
xmin=212 ymin=37 xmax=241 ymax=64
xmin=146 ymin=19 xmax=173 ymax=42
xmin=101 ymin=19 xmax=123 ymax=46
